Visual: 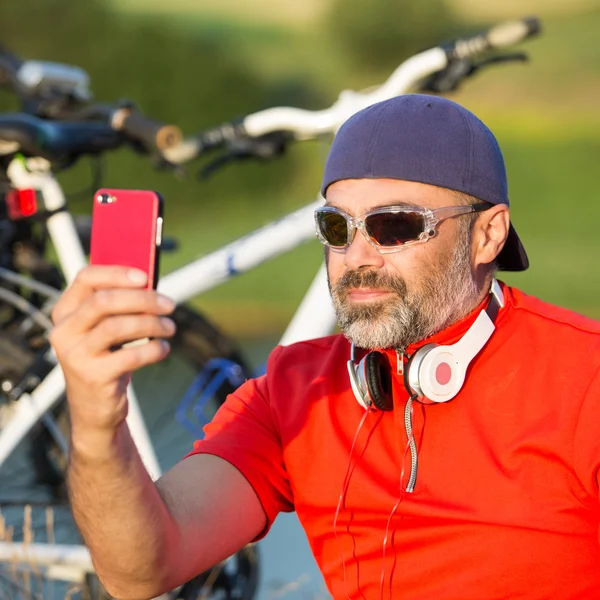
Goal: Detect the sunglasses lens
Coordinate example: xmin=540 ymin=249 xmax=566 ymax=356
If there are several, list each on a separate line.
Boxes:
xmin=365 ymin=211 xmax=425 ymax=246
xmin=316 ymin=211 xmax=348 ymax=247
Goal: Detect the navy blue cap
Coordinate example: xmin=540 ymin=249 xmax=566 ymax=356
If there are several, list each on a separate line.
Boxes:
xmin=321 ymin=94 xmax=528 ymax=272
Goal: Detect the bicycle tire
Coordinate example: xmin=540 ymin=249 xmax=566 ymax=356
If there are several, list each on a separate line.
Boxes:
xmin=1 ymin=303 xmax=260 ymax=600
xmin=176 ymin=544 xmax=260 ymax=600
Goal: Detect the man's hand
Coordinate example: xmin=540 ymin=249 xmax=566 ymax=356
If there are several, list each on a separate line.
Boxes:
xmin=50 ymin=265 xmax=176 ymax=455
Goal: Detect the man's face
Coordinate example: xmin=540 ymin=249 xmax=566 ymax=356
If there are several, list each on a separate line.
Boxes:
xmin=325 ymin=178 xmax=480 ymax=350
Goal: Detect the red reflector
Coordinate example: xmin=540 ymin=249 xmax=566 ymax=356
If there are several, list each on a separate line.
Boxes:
xmin=6 ymin=189 xmax=38 ymax=220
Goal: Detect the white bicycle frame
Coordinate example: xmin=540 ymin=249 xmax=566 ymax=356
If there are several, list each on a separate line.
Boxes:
xmin=0 ymin=17 xmax=538 ymax=576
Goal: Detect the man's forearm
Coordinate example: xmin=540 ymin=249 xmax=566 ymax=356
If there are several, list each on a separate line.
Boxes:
xmin=68 ymin=422 xmax=180 ymax=599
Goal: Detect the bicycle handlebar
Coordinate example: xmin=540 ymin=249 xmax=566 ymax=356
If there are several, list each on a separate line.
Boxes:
xmin=0 ymin=113 xmax=122 ymax=161
xmin=110 ymin=107 xmax=183 ymax=151
xmin=0 ymin=105 xmax=182 ymax=161
xmin=242 ymin=16 xmax=540 ymax=135
xmin=488 ymin=16 xmax=540 ymax=46
xmin=57 ymin=103 xmax=183 ymax=152
xmin=0 ymin=46 xmax=182 ymax=154
xmin=162 ymin=16 xmax=541 ymax=165
xmin=447 ymin=16 xmax=540 ymax=60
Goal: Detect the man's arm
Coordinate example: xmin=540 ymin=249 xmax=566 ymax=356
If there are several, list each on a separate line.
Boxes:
xmin=69 ymin=424 xmax=265 ymax=600
xmin=50 ymin=265 xmax=265 ymax=600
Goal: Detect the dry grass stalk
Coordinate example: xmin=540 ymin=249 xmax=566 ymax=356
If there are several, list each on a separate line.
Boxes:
xmin=0 ymin=507 xmax=21 ymax=594
xmin=0 ymin=507 xmax=18 ymax=596
xmin=0 ymin=507 xmax=14 ymax=541
xmin=28 ymin=506 xmax=47 ymax=600
xmin=46 ymin=506 xmax=55 ymax=546
xmin=64 ymin=584 xmax=82 ymax=600
xmin=0 ymin=505 xmax=83 ymax=600
xmin=22 ymin=505 xmax=32 ymax=598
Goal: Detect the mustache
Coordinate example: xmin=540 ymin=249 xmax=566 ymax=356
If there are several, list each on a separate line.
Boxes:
xmin=333 ymin=269 xmax=408 ymax=296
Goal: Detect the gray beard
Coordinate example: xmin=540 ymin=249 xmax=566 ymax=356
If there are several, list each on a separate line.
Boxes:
xmin=328 ymin=235 xmax=480 ymax=350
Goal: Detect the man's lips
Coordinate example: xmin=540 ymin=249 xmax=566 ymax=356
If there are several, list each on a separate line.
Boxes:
xmin=346 ymin=288 xmax=394 ymax=302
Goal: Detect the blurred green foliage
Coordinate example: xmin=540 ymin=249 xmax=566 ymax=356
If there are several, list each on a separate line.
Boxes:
xmin=326 ymin=0 xmax=461 ymax=74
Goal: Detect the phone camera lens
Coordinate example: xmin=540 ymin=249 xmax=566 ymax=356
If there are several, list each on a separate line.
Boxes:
xmin=96 ymin=193 xmax=116 ymax=204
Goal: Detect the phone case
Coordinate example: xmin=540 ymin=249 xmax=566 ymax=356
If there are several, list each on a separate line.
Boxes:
xmin=89 ymin=189 xmax=163 ymax=290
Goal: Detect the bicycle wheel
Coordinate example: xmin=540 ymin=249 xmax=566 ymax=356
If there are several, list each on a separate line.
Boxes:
xmin=177 ymin=544 xmax=260 ymax=600
xmin=0 ymin=303 xmax=260 ymax=600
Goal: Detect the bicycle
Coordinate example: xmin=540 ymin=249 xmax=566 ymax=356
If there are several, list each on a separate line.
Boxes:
xmin=0 ymin=16 xmax=541 ymax=599
xmin=0 ymin=48 xmax=258 ymax=600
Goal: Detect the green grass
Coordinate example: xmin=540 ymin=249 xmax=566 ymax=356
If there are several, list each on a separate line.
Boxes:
xmin=498 ymin=134 xmax=600 ymax=318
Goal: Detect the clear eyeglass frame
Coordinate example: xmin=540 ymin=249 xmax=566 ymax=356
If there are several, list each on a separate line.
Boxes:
xmin=314 ymin=203 xmax=489 ymax=254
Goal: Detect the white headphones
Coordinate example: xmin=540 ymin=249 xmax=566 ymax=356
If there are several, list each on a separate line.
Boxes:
xmin=348 ymin=279 xmax=504 ymax=409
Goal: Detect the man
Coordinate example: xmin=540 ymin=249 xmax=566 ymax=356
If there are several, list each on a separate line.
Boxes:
xmin=51 ymin=95 xmax=600 ymax=600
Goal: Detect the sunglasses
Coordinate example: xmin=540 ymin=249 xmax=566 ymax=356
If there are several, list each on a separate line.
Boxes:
xmin=314 ymin=203 xmax=490 ymax=254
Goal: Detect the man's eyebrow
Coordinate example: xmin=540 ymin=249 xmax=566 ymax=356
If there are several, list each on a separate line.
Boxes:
xmin=323 ymin=199 xmax=422 ymax=208
xmin=323 ymin=198 xmax=423 ymax=208
xmin=377 ymin=200 xmax=421 ymax=208
xmin=323 ymin=198 xmax=423 ymax=214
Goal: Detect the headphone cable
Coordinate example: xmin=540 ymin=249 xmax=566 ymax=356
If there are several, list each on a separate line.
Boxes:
xmin=333 ymin=407 xmax=373 ymax=600
xmin=380 ymin=393 xmax=418 ymax=600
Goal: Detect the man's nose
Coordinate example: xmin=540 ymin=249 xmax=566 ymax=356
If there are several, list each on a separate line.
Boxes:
xmin=344 ymin=228 xmax=385 ymax=270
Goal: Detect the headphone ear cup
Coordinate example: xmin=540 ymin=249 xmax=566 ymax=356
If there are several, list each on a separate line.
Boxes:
xmin=405 ymin=343 xmax=466 ymax=404
xmin=365 ymin=351 xmax=394 ymax=411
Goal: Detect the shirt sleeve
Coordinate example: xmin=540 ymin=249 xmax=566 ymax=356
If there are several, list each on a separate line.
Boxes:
xmin=573 ymin=363 xmax=600 ymax=501
xmin=184 ymin=345 xmax=294 ymax=538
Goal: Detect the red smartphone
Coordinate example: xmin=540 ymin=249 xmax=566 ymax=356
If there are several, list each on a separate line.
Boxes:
xmin=89 ymin=189 xmax=163 ymax=289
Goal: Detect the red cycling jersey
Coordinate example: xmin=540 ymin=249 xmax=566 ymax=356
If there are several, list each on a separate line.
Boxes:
xmin=188 ymin=284 xmax=600 ymax=599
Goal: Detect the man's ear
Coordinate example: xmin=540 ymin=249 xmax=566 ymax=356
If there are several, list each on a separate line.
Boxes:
xmin=473 ymin=204 xmax=510 ymax=268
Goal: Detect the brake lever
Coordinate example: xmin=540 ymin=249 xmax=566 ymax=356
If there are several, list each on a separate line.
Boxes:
xmin=198 ymin=131 xmax=290 ymax=179
xmin=422 ymin=52 xmax=529 ymax=93
xmin=473 ymin=52 xmax=529 ymax=70
xmin=199 ymin=153 xmax=240 ymax=179
xmin=151 ymin=154 xmax=188 ymax=180
xmin=422 ymin=58 xmax=474 ymax=93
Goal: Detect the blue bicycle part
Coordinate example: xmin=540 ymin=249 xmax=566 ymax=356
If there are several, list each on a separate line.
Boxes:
xmin=176 ymin=358 xmax=246 ymax=438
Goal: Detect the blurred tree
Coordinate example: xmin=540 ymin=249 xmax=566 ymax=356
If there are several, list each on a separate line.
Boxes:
xmin=326 ymin=0 xmax=462 ymax=76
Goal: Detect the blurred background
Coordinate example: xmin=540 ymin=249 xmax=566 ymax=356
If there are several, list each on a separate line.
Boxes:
xmin=1 ymin=0 xmax=598 ymax=345
xmin=0 ymin=0 xmax=598 ymax=597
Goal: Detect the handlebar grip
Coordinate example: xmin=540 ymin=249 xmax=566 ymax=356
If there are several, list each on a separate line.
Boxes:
xmin=486 ymin=17 xmax=541 ymax=49
xmin=113 ymin=109 xmax=182 ymax=151
xmin=449 ymin=16 xmax=541 ymax=60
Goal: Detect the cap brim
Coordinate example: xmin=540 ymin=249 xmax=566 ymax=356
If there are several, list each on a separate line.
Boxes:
xmin=497 ymin=223 xmax=529 ymax=272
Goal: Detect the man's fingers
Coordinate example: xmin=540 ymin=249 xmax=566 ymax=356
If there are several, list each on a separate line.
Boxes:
xmin=84 ymin=314 xmax=176 ymax=355
xmin=59 ymin=337 xmax=171 ymax=391
xmin=52 ymin=266 xmax=149 ymax=325
xmin=78 ymin=288 xmax=174 ymax=332
xmin=103 ymin=338 xmax=172 ymax=378
xmin=50 ymin=289 xmax=175 ymax=359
